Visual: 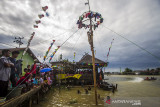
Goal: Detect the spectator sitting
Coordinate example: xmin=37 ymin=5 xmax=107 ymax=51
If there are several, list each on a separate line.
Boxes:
xmin=27 ymin=76 xmax=33 ymax=87
xmin=24 ymin=68 xmax=28 ymax=74
xmin=47 ymin=75 xmax=52 ymax=85
xmin=44 ymin=74 xmax=48 ymax=84
xmin=32 ymin=76 xmax=38 ymax=85
xmin=16 ymin=73 xmax=31 ymax=87
xmin=40 ymin=76 xmax=44 ymax=84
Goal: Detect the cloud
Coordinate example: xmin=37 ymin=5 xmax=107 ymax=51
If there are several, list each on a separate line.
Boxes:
xmin=0 ymin=0 xmax=160 ymax=71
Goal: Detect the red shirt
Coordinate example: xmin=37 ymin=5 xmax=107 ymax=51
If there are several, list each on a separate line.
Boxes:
xmin=31 ymin=64 xmax=37 ymax=74
xmin=16 ymin=73 xmax=30 ymax=86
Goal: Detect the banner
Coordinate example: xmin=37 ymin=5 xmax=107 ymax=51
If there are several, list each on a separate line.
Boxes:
xmin=56 ymin=74 xmax=82 ymax=80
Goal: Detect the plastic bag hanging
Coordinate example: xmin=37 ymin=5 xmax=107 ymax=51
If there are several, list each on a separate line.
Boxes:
xmin=46 ymin=12 xmax=49 ymax=17
xmin=38 ymin=14 xmax=44 ymax=19
xmin=77 ymin=20 xmax=80 ymax=24
xmin=35 ymin=20 xmax=41 ymax=24
xmin=42 ymin=6 xmax=48 ymax=11
xmin=31 ymin=32 xmax=35 ymax=36
xmin=33 ymin=25 xmax=38 ymax=28
xmin=100 ymin=18 xmax=103 ymax=23
xmin=97 ymin=21 xmax=100 ymax=25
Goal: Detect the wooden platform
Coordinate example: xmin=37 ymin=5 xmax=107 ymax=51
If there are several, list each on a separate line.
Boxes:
xmin=0 ymin=86 xmax=41 ymax=107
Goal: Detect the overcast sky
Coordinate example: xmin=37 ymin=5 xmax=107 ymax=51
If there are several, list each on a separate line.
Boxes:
xmin=0 ymin=0 xmax=160 ymax=72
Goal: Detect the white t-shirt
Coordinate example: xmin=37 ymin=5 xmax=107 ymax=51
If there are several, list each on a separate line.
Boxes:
xmin=0 ymin=56 xmax=13 ymax=81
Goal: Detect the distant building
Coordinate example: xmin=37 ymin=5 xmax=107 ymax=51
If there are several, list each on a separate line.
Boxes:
xmin=0 ymin=47 xmax=39 ymax=75
xmin=134 ymin=70 xmax=143 ymax=75
xmin=111 ymin=72 xmax=121 ymax=75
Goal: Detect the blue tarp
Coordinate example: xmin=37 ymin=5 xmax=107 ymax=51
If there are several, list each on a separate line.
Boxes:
xmin=40 ymin=68 xmax=52 ymax=72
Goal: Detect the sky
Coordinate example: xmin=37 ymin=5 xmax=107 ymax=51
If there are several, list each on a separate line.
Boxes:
xmin=0 ymin=0 xmax=160 ymax=72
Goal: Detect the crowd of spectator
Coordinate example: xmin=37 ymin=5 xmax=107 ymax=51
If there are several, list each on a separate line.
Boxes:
xmin=0 ymin=49 xmax=54 ymax=98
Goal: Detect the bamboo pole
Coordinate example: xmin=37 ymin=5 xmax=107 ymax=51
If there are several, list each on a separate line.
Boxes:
xmin=88 ymin=0 xmax=98 ymax=103
xmin=91 ymin=43 xmax=98 ymax=105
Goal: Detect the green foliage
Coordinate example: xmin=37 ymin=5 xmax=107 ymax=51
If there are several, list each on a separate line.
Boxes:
xmin=122 ymin=68 xmax=133 ymax=75
xmin=124 ymin=68 xmax=132 ymax=72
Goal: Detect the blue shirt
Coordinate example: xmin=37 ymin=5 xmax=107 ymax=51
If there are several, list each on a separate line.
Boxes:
xmin=9 ymin=57 xmax=16 ymax=75
xmin=32 ymin=78 xmax=38 ymax=84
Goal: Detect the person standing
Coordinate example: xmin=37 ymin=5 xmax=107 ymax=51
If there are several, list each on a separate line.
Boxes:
xmin=30 ymin=59 xmax=38 ymax=78
xmin=9 ymin=51 xmax=20 ymax=87
xmin=27 ymin=65 xmax=31 ymax=72
xmin=0 ymin=50 xmax=14 ymax=97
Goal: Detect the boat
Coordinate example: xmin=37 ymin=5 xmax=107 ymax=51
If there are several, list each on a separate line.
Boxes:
xmin=99 ymin=82 xmax=114 ymax=91
xmin=144 ymin=77 xmax=157 ymax=81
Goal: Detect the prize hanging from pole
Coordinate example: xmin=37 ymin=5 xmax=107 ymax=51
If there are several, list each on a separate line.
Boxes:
xmin=42 ymin=6 xmax=49 ymax=17
xmin=76 ymin=11 xmax=103 ymax=30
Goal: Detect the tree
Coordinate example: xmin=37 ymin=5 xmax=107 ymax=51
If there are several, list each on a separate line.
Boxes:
xmin=124 ymin=68 xmax=132 ymax=72
xmin=156 ymin=67 xmax=160 ymax=71
xmin=123 ymin=68 xmax=133 ymax=75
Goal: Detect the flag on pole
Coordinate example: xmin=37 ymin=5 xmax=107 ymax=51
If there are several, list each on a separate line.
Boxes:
xmin=22 ymin=32 xmax=35 ymax=56
xmin=49 ymin=46 xmax=60 ymax=62
xmin=107 ymin=39 xmax=114 ymax=61
xmin=43 ymin=40 xmax=55 ymax=61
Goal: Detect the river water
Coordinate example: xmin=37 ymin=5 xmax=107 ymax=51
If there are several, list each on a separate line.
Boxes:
xmin=33 ymin=75 xmax=160 ymax=107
